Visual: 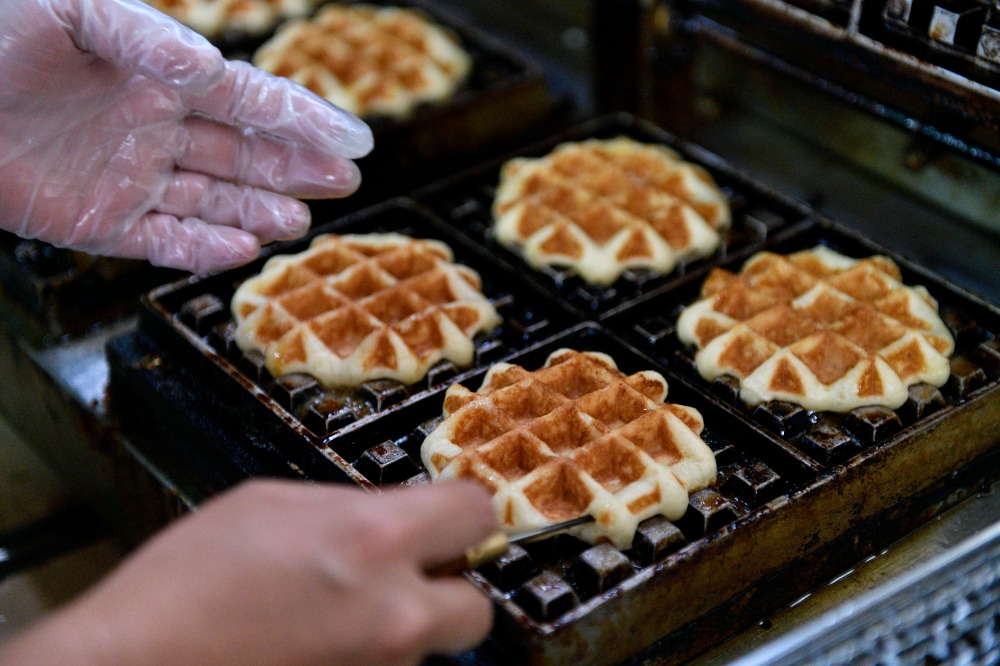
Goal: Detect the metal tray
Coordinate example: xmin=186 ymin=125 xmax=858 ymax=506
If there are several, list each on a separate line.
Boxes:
xmin=230 ymin=0 xmax=561 ymax=209
xmin=106 ymin=124 xmax=1000 ymax=664
xmin=131 ymin=198 xmax=578 ymax=485
xmin=607 ymin=219 xmax=1000 ymax=472
xmin=413 ymin=114 xmax=815 ymax=320
xmin=0 ymin=233 xmax=177 ymax=341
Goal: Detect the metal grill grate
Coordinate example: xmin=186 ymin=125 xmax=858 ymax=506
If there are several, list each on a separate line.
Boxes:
xmin=138 ymin=200 xmax=576 ymax=484
xmin=734 ymin=520 xmax=1000 ymax=666
xmin=608 ymin=221 xmax=1000 ymax=470
xmin=414 ymin=115 xmax=813 ymax=320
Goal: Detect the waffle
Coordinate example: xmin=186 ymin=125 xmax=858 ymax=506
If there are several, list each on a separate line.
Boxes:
xmin=252 ymin=4 xmax=472 ymax=119
xmin=231 ymin=233 xmax=501 ymax=387
xmin=143 ymin=0 xmax=320 ymax=38
xmin=421 ymin=349 xmax=717 ymax=549
xmin=676 ymin=246 xmax=955 ymax=412
xmin=492 ymin=137 xmax=731 ymax=286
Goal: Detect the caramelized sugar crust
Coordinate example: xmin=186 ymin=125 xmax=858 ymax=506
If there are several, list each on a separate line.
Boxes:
xmin=232 ymin=233 xmax=500 ymax=387
xmin=421 ymin=349 xmax=717 ymax=549
xmin=253 ymin=4 xmax=471 ymax=118
xmin=145 ymin=0 xmax=321 ymax=38
xmin=492 ymin=137 xmax=731 ymax=286
xmin=676 ymin=246 xmax=955 ymax=411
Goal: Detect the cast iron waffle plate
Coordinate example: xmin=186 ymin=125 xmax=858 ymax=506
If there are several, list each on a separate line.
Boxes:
xmin=413 ymin=114 xmax=815 ymax=320
xmin=135 ymin=199 xmax=577 ymax=483
xmin=607 ymin=219 xmax=1000 ymax=472
xmin=108 ymin=122 xmax=1000 ymax=663
xmin=0 ymin=233 xmax=177 ymax=340
xmin=291 ymin=322 xmax=834 ymax=664
xmin=224 ymin=0 xmax=558 ymax=195
xmin=108 ymin=315 xmax=1000 ymax=665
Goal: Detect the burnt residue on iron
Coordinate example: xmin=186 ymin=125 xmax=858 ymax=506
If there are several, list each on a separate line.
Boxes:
xmin=112 ymin=116 xmax=1000 ymax=664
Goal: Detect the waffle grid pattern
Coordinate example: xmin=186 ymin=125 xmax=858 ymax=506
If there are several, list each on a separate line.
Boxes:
xmin=143 ymin=0 xmax=321 ymax=37
xmin=421 ymin=349 xmax=717 ymax=549
xmin=232 ymin=233 xmax=501 ymax=388
xmin=416 ymin=126 xmax=811 ymax=317
xmin=253 ymin=3 xmax=472 ymax=118
xmin=614 ymin=235 xmax=1000 ymax=469
xmin=492 ymin=137 xmax=732 ymax=286
xmin=676 ymin=245 xmax=955 ymax=412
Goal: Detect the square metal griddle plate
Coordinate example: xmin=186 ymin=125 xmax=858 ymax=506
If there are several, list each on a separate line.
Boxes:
xmin=413 ymin=113 xmax=814 ymax=320
xmin=112 ymin=118 xmax=1000 ymax=665
xmin=137 ymin=199 xmax=578 ymax=486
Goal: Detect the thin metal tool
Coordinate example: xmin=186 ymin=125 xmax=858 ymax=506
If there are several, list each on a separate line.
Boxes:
xmin=429 ymin=514 xmax=595 ymax=577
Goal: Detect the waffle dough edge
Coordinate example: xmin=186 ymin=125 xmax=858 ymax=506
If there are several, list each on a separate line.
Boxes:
xmin=421 ymin=349 xmax=718 ymax=549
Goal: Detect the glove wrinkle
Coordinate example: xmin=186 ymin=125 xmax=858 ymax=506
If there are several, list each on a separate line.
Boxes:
xmin=0 ymin=0 xmax=370 ymax=274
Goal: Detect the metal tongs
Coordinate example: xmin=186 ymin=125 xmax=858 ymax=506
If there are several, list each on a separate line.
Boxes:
xmin=430 ymin=514 xmax=595 ymax=577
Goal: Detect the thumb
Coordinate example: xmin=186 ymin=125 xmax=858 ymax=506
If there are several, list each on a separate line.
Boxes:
xmin=64 ymin=0 xmax=225 ymax=92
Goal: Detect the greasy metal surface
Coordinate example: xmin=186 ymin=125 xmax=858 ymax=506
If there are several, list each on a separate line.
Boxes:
xmin=690 ymin=484 xmax=1000 ymax=665
xmin=103 ymin=112 xmax=1000 ymax=663
xmin=728 ymin=504 xmax=1000 ymax=665
xmin=0 ymin=307 xmax=189 ymax=547
xmin=0 ymin=233 xmax=177 ymax=342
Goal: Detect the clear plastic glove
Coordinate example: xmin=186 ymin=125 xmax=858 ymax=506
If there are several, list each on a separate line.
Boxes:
xmin=0 ymin=480 xmax=497 ymax=666
xmin=0 ymin=0 xmax=373 ymax=274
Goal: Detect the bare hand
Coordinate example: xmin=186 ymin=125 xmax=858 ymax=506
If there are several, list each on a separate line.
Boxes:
xmin=0 ymin=480 xmax=496 ymax=666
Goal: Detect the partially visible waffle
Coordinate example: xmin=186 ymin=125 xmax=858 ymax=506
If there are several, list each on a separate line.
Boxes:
xmin=492 ymin=137 xmax=731 ymax=286
xmin=144 ymin=0 xmax=320 ymax=38
xmin=421 ymin=349 xmax=717 ymax=549
xmin=676 ymin=245 xmax=955 ymax=411
xmin=231 ymin=233 xmax=500 ymax=387
xmin=252 ymin=3 xmax=472 ymax=118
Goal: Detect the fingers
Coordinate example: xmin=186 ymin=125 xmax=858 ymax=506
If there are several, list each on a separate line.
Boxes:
xmin=186 ymin=60 xmax=373 ymax=160
xmin=159 ymin=172 xmax=310 ymax=243
xmin=378 ymin=482 xmax=498 ymax=568
xmin=70 ymin=0 xmax=225 ymax=92
xmin=179 ymin=116 xmax=363 ymax=198
xmin=112 ymin=212 xmax=262 ymax=273
xmin=419 ymin=578 xmax=495 ymax=657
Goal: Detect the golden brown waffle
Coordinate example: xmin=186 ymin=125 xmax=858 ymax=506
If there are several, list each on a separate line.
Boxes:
xmin=421 ymin=349 xmax=717 ymax=549
xmin=231 ymin=233 xmax=500 ymax=387
xmin=144 ymin=0 xmax=320 ymax=38
xmin=492 ymin=137 xmax=731 ymax=286
xmin=676 ymin=246 xmax=955 ymax=411
xmin=252 ymin=3 xmax=472 ymax=118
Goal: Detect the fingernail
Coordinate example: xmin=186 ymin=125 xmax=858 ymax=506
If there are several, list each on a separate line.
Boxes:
xmin=314 ymin=108 xmax=374 ymax=159
xmin=279 ymin=200 xmax=311 ymax=239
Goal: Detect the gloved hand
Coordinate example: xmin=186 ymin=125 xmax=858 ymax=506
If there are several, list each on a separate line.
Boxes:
xmin=0 ymin=0 xmax=373 ymax=274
